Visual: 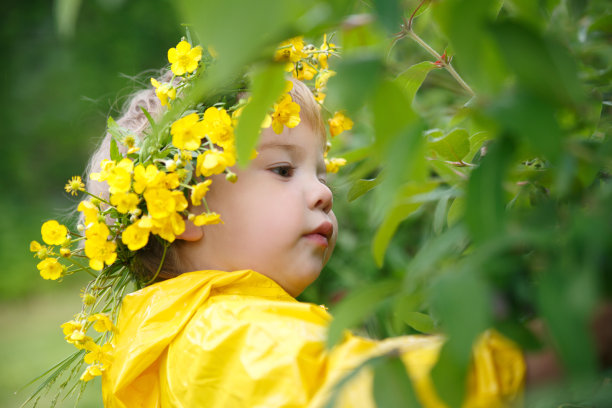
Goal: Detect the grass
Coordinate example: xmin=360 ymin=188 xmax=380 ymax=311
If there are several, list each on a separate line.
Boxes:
xmin=0 ymin=281 xmax=103 ymax=407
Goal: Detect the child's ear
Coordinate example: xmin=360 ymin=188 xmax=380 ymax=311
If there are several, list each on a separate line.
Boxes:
xmin=177 ymin=220 xmax=203 ymax=242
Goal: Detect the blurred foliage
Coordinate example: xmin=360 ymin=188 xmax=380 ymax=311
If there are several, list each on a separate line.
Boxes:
xmin=0 ymin=0 xmax=180 ymax=298
xmin=8 ymin=0 xmax=612 ymax=406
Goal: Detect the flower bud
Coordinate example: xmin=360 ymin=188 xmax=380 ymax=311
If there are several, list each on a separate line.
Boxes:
xmin=60 ymin=247 xmax=72 ymax=258
xmin=82 ymin=293 xmax=96 ymax=306
xmin=226 ymin=172 xmax=238 ymax=183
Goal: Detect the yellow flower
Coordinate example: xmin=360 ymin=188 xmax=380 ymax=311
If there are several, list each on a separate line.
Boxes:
xmin=191 ymin=180 xmax=212 ymax=206
xmin=41 ymin=220 xmax=68 ymax=246
xmin=163 ymin=172 xmax=181 ymax=190
xmin=203 ymin=107 xmax=234 ymax=149
xmin=295 ymin=61 xmax=317 ymax=81
xmin=30 ymin=240 xmax=50 ymax=259
xmin=88 ymin=313 xmax=115 ymax=333
xmin=314 ymin=91 xmax=326 ymax=104
xmin=275 ymin=37 xmax=306 ymax=63
xmin=60 ymin=247 xmax=71 ymax=258
xmin=107 ymin=158 xmax=134 ymax=195
xmin=144 ymin=188 xmax=175 ymax=219
xmin=85 ymin=222 xmax=110 ymax=242
xmin=270 ymin=94 xmax=301 ymax=134
xmin=84 ymin=223 xmax=116 ymax=270
xmin=151 ymin=212 xmax=185 ymax=242
xmin=328 ymin=111 xmax=354 ymax=137
xmin=195 ymin=149 xmax=234 ymax=177
xmin=172 ymin=190 xmax=188 ymax=212
xmin=80 ymin=364 xmax=103 ymax=382
xmin=89 ymin=159 xmax=114 ymax=182
xmin=110 ymin=192 xmax=139 ymax=214
xmin=191 ymin=212 xmax=223 ymax=226
xmin=318 ymin=34 xmax=335 ymax=70
xmin=150 ymin=78 xmax=177 ymax=106
xmin=78 ymin=200 xmax=99 ymax=226
xmin=316 ymin=70 xmax=335 ymax=91
xmin=325 ymin=157 xmax=347 ymax=173
xmin=36 ymin=257 xmax=65 ymax=280
xmin=171 ymin=113 xmax=206 ymax=151
xmin=84 ymin=342 xmax=114 ymax=368
xmin=85 ymin=238 xmax=117 ymax=271
xmin=64 ymin=176 xmax=85 ymax=196
xmin=61 ymin=320 xmax=83 ymax=336
xmin=167 ymin=40 xmax=203 ymax=76
xmin=133 ymin=164 xmax=165 ymax=194
xmin=122 ymin=134 xmax=140 ymax=154
xmin=122 ymin=222 xmax=151 ymax=251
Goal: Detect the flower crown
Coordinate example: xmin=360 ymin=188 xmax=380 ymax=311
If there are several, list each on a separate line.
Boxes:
xmin=27 ymin=34 xmax=351 ymax=401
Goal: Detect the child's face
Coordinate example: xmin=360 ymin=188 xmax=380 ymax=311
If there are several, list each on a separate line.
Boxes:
xmin=180 ymin=120 xmax=337 ymax=297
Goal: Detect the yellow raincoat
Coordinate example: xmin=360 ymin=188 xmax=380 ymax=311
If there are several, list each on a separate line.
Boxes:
xmin=102 ymin=270 xmax=525 ymax=407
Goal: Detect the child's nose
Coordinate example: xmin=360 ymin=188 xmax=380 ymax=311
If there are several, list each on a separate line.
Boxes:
xmin=308 ymin=178 xmax=333 ymax=214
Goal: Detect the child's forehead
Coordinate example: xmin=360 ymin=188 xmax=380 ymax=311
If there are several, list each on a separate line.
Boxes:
xmin=257 ymin=123 xmax=326 ymax=153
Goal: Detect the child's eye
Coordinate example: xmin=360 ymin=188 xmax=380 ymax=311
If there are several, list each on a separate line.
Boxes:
xmin=270 ymin=165 xmax=295 ymax=178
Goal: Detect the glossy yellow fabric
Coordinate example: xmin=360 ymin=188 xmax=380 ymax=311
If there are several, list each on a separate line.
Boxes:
xmin=102 ymin=270 xmax=525 ymax=407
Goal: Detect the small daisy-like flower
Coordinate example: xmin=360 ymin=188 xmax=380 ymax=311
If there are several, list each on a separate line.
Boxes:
xmin=37 ymin=257 xmax=65 ymax=280
xmin=88 ymin=313 xmax=116 ymax=333
xmin=150 ymin=78 xmax=177 ymax=107
xmin=328 ymin=111 xmax=353 ymax=137
xmin=122 ymin=134 xmax=140 ymax=154
xmin=325 ymin=157 xmax=347 ymax=173
xmin=191 ymin=180 xmax=212 ymax=206
xmin=167 ymin=40 xmax=203 ymax=76
xmin=190 ymin=212 xmax=223 ymax=226
xmin=65 ymin=176 xmax=85 ymax=196
xmin=80 ymin=364 xmax=104 ymax=382
xmin=41 ymin=220 xmax=68 ymax=246
xmin=270 ymin=94 xmax=301 ymax=134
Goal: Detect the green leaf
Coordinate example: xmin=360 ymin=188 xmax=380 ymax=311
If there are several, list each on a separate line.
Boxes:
xmin=588 ymin=13 xmax=612 ymax=34
xmin=430 ymin=269 xmax=491 ymax=406
xmin=373 ymin=356 xmax=420 ymax=408
xmin=489 ymin=89 xmax=563 ymax=162
xmin=372 ymin=181 xmax=438 ymax=267
xmin=395 ymin=61 xmax=437 ymax=104
xmin=398 ymin=311 xmax=435 ymax=334
xmin=347 ymin=177 xmax=382 ymax=202
xmin=466 ymin=131 xmax=491 ymax=163
xmin=371 ymin=0 xmax=403 ymax=33
xmin=109 ymin=138 xmax=121 ymax=163
xmin=106 ymin=116 xmax=122 ymax=140
xmin=432 ymin=0 xmax=507 ymax=93
xmin=326 ymin=53 xmax=384 ymax=115
xmin=327 ymin=279 xmax=399 ymax=348
xmin=427 ymin=128 xmax=470 ymax=161
xmin=235 ymin=63 xmax=287 ymax=166
xmin=465 ymin=137 xmax=513 ymax=243
xmin=446 ymin=196 xmax=465 ymax=227
xmin=490 ymin=21 xmax=584 ymax=106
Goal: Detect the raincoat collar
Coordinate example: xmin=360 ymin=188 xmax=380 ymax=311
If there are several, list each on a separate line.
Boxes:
xmin=104 ymin=269 xmax=296 ymax=406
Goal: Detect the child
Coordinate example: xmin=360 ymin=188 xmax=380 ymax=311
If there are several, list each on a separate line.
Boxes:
xmin=95 ymin=83 xmax=523 ymax=408
xmin=33 ymin=38 xmax=527 ymax=407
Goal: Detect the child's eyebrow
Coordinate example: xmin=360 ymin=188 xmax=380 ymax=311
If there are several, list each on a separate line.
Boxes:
xmin=257 ymin=142 xmax=299 ymax=152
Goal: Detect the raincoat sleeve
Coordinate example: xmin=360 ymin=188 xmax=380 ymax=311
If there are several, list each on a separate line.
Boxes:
xmin=159 ymin=295 xmax=524 ymax=408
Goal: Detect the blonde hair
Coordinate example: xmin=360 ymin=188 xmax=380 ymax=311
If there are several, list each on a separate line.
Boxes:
xmin=85 ymin=73 xmax=326 ymax=283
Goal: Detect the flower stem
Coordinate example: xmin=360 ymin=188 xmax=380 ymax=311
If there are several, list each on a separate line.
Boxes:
xmin=396 ymin=0 xmax=475 ymax=98
xmin=145 ymin=243 xmax=168 ymax=285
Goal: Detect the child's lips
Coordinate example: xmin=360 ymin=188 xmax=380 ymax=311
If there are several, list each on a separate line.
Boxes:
xmin=304 ymin=221 xmax=333 ymax=248
xmin=304 ymin=233 xmax=329 ymax=248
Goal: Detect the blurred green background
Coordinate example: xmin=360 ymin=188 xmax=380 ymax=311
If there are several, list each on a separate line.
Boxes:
xmin=1 ymin=0 xmax=180 ymax=405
